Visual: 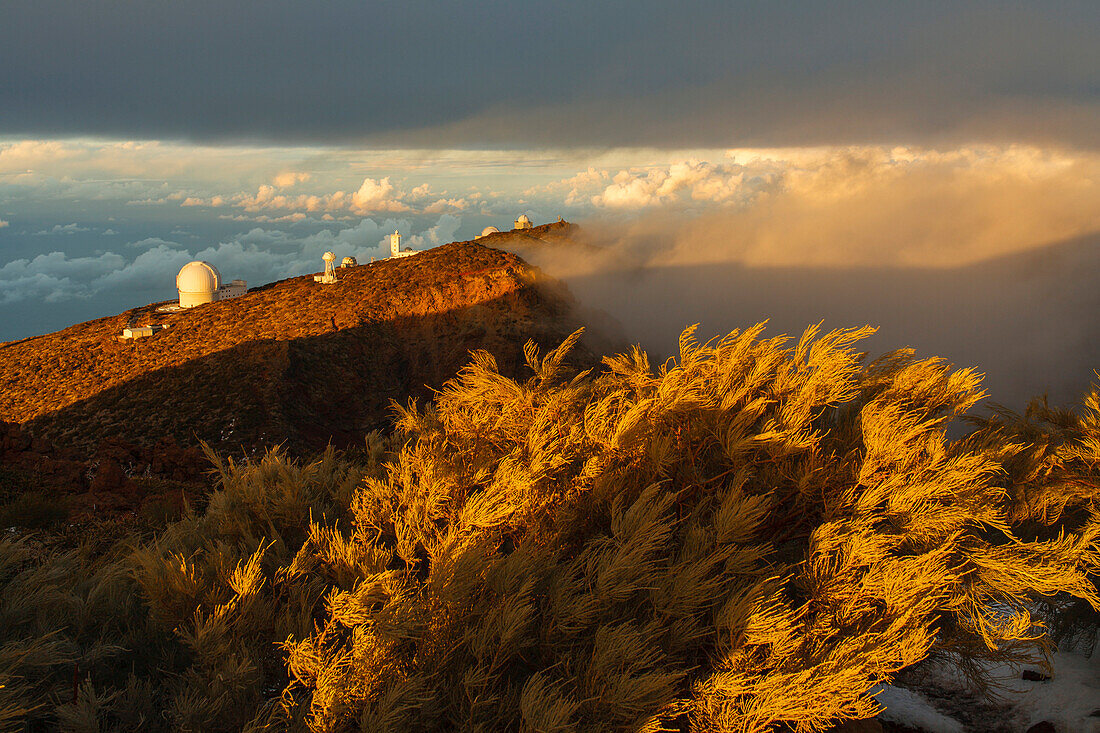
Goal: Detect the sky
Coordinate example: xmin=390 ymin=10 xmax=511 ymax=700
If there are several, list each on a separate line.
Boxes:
xmin=1 ymin=1 xmax=1098 ymax=406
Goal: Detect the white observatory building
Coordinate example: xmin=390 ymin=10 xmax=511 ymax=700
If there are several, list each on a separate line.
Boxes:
xmin=175 ymin=261 xmax=246 ymax=308
xmin=314 ymin=251 xmax=338 ymax=283
xmin=474 ymin=226 xmax=500 ymax=239
xmin=513 ymin=213 xmax=533 ymax=230
xmin=389 ymin=230 xmax=418 ymax=259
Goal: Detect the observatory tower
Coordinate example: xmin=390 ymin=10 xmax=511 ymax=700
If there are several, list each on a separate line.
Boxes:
xmin=314 ymin=251 xmax=338 ymax=283
xmin=389 ymin=230 xmax=417 ymax=258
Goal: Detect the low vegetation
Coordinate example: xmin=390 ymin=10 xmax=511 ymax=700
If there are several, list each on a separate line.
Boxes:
xmin=0 ymin=237 xmax=591 ymax=456
xmin=2 ymin=323 xmax=1097 ymax=732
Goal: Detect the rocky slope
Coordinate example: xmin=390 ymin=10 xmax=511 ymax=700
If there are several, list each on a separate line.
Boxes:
xmin=0 ymin=235 xmax=607 ymax=460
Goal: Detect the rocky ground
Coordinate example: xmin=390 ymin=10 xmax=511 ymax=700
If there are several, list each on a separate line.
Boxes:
xmin=0 ymin=223 xmax=619 ymax=524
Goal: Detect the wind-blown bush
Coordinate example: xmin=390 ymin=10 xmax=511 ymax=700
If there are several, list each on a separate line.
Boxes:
xmin=281 ymin=324 xmax=1100 ymax=732
xmin=1 ymin=446 xmax=376 ymax=733
xmin=1 ymin=324 xmax=1097 ymax=732
xmin=961 ymin=391 xmax=1100 ymax=655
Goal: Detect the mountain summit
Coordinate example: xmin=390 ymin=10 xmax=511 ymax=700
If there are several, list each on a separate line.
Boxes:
xmin=0 ymin=227 xmax=606 ymax=457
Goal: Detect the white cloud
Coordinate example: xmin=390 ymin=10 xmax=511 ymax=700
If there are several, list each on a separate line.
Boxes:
xmin=183 ymin=176 xmax=414 ymax=216
xmin=405 ymin=214 xmax=462 ymax=249
xmin=350 ymin=177 xmax=408 ymax=213
xmin=32 ymin=223 xmax=91 ymax=236
xmin=129 ymin=236 xmax=182 ymax=248
xmin=422 ymin=197 xmax=469 ymax=214
xmin=590 ymin=159 xmax=770 ymax=209
xmin=569 ymin=145 xmax=1100 ymax=270
xmin=273 ymin=171 xmax=312 ymax=188
xmin=0 ymin=250 xmax=125 ymax=304
xmin=526 ymin=167 xmax=611 ymax=206
xmin=0 ymin=216 xmax=462 ymax=306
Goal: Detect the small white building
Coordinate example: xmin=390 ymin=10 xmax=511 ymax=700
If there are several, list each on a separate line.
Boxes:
xmin=513 ymin=214 xmax=533 ymax=230
xmin=474 ymin=226 xmax=500 ymax=240
xmin=389 ymin=230 xmax=417 ymax=258
xmin=340 ymin=256 xmax=357 ymax=268
xmin=176 ymin=261 xmax=246 ymax=308
xmin=121 ymin=324 xmax=171 ymax=340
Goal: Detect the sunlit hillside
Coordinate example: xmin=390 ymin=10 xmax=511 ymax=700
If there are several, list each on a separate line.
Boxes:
xmin=0 ymin=234 xmax=596 ymax=457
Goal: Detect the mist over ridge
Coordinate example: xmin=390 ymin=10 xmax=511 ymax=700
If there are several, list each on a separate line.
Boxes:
xmin=504 ymin=148 xmax=1100 ymax=410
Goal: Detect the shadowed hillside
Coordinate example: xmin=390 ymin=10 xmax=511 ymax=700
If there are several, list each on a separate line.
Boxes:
xmin=0 ymin=237 xmax=610 ymax=456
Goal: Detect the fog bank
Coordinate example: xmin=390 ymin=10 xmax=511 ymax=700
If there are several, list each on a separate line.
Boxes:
xmin=510 ymin=150 xmax=1100 ymax=409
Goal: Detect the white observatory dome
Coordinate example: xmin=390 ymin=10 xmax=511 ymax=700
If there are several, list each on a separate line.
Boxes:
xmin=478 ymin=226 xmax=500 ymax=238
xmin=176 ymin=261 xmax=221 ymax=307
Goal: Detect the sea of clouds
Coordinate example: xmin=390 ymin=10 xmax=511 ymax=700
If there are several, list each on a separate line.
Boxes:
xmin=3 ymin=141 xmax=1098 ymax=408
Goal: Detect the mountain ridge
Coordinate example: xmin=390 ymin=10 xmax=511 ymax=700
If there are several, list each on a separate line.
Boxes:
xmin=0 ymin=225 xmax=608 ymax=460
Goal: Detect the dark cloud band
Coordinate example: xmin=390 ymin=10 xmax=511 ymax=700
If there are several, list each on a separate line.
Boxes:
xmin=1 ymin=0 xmax=1096 ymax=147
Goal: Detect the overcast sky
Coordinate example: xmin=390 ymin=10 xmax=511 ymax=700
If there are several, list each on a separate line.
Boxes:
xmin=2 ymin=0 xmax=1097 ymax=148
xmin=1 ymin=2 xmax=1099 ymax=408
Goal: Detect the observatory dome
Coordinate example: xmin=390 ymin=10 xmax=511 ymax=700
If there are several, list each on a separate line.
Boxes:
xmin=177 ymin=261 xmax=221 ymax=293
xmin=177 ymin=260 xmax=221 ymax=295
xmin=478 ymin=226 xmax=500 ymax=238
xmin=176 ymin=261 xmax=222 ymax=308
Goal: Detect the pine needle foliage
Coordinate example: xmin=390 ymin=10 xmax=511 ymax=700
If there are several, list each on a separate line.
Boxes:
xmin=1 ymin=446 xmax=378 ymax=732
xmin=281 ymin=324 xmax=1100 ymax=732
xmin=1 ymin=324 xmax=1097 ymax=732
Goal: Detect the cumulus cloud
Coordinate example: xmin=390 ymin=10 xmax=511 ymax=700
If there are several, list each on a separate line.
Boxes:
xmin=422 ymin=198 xmax=469 ymax=214
xmin=0 ymin=216 xmax=462 ymax=307
xmin=511 ymin=145 xmax=1100 ymax=410
xmin=129 ymin=237 xmax=183 ymax=248
xmin=183 ymin=176 xmax=415 ymax=216
xmin=588 ymin=158 xmax=784 ymax=210
xmin=553 ymin=146 xmax=1100 ymax=269
xmin=273 ymin=171 xmax=311 ymax=188
xmin=32 ymin=223 xmax=91 ymax=236
xmin=350 ymin=177 xmax=408 ymax=213
xmin=404 ymin=215 xmax=462 ymax=250
xmin=0 ymin=250 xmax=126 ymax=304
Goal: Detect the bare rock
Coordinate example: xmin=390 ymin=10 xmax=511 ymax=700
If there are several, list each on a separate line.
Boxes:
xmin=830 ymin=720 xmax=883 ymax=733
xmin=1026 ymin=722 xmax=1058 ymax=733
xmin=90 ymin=458 xmax=128 ymax=494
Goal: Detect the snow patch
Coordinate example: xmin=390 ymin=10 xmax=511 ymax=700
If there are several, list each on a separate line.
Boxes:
xmin=873 ymin=684 xmax=964 ymax=733
xmin=884 ymin=649 xmax=1100 ymax=732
